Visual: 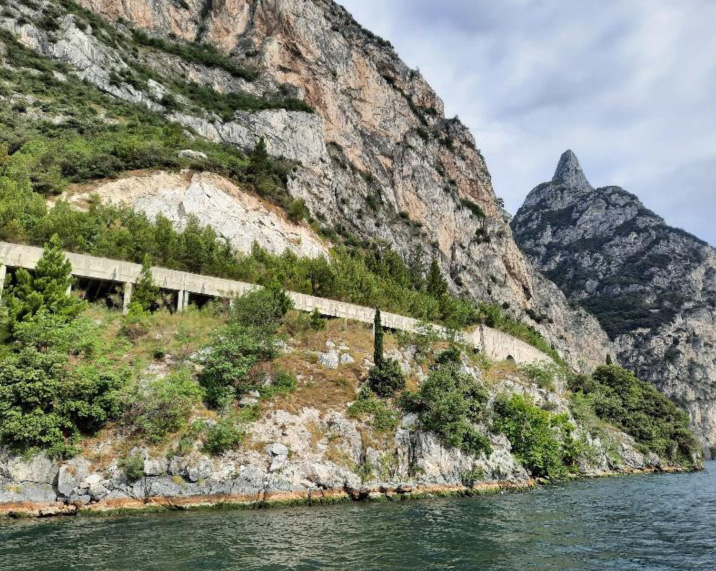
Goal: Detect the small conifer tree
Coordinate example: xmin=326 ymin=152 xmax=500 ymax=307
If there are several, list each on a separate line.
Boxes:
xmin=606 ymin=354 xmax=614 ymax=366
xmin=426 ymin=258 xmax=448 ymax=299
xmin=5 ymin=235 xmax=84 ymax=335
xmin=132 ymin=255 xmax=159 ymax=311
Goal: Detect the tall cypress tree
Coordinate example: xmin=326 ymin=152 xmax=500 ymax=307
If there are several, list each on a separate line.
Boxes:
xmin=373 ymin=308 xmax=384 ymax=368
xmin=5 ymin=235 xmax=84 ymax=335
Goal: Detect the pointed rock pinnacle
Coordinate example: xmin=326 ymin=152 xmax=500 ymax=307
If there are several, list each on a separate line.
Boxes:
xmin=553 ymin=150 xmax=593 ymax=191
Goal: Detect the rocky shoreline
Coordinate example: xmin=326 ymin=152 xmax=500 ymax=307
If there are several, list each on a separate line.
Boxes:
xmin=2 ymin=465 xmax=700 ymax=520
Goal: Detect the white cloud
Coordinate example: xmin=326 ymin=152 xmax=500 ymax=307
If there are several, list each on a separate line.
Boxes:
xmin=339 ymin=0 xmax=716 ymax=244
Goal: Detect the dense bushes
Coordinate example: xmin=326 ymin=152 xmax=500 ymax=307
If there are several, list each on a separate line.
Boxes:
xmin=568 ymin=366 xmax=699 ymax=465
xmin=122 ymin=369 xmax=203 ymax=443
xmin=229 ymin=285 xmax=293 ymax=333
xmin=0 ymin=239 xmax=125 ymax=457
xmin=0 ymin=348 xmax=125 ymax=458
xmin=401 ymin=355 xmax=493 ymax=458
xmin=493 ymin=394 xmax=580 ymax=480
xmin=198 ymin=323 xmax=277 ymax=407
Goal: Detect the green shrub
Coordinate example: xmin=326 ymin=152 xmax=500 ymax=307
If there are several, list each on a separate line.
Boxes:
xmin=122 ymin=369 xmax=203 ymax=443
xmin=368 ymin=359 xmax=406 ymax=398
xmin=309 ymin=308 xmax=325 ymax=331
xmin=13 ymin=312 xmax=99 ymax=356
xmin=411 ymin=362 xmax=492 ymax=457
xmin=198 ymin=324 xmax=277 ymax=407
xmin=119 ymin=454 xmax=145 ymax=482
xmin=568 ymin=366 xmax=699 ymax=465
xmin=0 ymin=349 xmax=125 ymax=458
xmin=520 ymin=364 xmax=558 ymax=391
xmin=230 ymin=285 xmax=293 ymax=333
xmin=119 ymin=303 xmax=151 ymax=341
xmin=203 ymin=415 xmax=245 ymax=455
xmin=259 ymin=370 xmax=298 ymax=398
xmin=460 ymin=199 xmax=486 ymax=218
xmin=348 ymin=387 xmax=400 ymax=432
xmin=492 ymin=394 xmax=579 ymax=480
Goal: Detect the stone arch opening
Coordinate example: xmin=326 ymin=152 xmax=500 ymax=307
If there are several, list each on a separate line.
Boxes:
xmin=506 ymin=355 xmax=516 ymax=365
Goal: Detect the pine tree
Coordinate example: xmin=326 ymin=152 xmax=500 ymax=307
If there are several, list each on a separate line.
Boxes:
xmin=373 ymin=308 xmax=384 ymax=368
xmin=606 ymin=354 xmax=614 ymax=366
xmin=132 ymin=255 xmax=159 ymax=311
xmin=426 ymin=258 xmax=448 ymax=299
xmin=249 ymin=137 xmax=271 ymax=176
xmin=5 ymin=235 xmax=84 ymax=335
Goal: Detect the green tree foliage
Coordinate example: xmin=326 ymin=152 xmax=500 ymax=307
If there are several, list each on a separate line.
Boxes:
xmin=368 ymin=359 xmax=406 ymax=398
xmin=367 ymin=308 xmax=406 ymax=397
xmin=4 ymin=235 xmax=85 ymax=337
xmin=132 ymin=255 xmax=159 ymax=311
xmin=426 ymin=258 xmax=448 ymax=299
xmin=568 ymin=366 xmax=699 ymax=465
xmin=230 ymin=284 xmax=293 ymax=333
xmin=493 ymin=394 xmax=580 ymax=480
xmin=198 ymin=324 xmax=277 ymax=407
xmin=373 ymin=308 xmax=384 ymax=368
xmin=0 ymin=349 xmax=125 ymax=457
xmin=405 ymin=356 xmax=492 ymax=457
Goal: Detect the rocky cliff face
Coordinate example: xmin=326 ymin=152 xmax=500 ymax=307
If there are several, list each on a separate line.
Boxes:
xmin=0 ymin=0 xmax=612 ymax=370
xmin=512 ymin=151 xmax=716 ymax=456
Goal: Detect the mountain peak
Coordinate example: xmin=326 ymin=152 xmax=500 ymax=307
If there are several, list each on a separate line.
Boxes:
xmin=553 ymin=150 xmax=592 ymax=191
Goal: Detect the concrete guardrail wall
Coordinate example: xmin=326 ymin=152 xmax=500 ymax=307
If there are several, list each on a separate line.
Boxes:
xmin=0 ymin=241 xmax=552 ymax=365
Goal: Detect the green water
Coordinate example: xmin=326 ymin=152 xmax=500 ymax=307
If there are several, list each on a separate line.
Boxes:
xmin=1 ymin=463 xmax=714 ymax=570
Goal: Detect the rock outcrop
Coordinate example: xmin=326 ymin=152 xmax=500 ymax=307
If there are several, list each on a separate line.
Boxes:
xmin=512 ymin=151 xmax=716 ymax=457
xmin=67 ymin=170 xmax=329 ymax=259
xmin=0 ymin=0 xmax=613 ymax=371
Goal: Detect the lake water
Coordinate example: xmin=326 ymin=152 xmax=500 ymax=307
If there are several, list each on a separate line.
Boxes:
xmin=1 ymin=463 xmax=714 ymax=570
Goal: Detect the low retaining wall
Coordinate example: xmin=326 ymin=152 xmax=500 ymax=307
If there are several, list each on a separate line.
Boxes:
xmin=0 ymin=241 xmax=553 ymax=365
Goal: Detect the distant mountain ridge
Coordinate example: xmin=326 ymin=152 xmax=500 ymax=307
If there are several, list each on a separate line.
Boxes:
xmin=512 ymin=151 xmax=716 ymax=456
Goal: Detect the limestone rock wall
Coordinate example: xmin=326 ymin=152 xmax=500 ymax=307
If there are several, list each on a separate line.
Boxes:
xmin=512 ymin=151 xmax=716 ymax=456
xmin=0 ymin=0 xmax=614 ymax=371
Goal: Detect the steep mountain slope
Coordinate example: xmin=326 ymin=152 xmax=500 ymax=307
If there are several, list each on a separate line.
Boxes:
xmin=0 ymin=0 xmax=612 ymax=370
xmin=512 ymin=151 xmax=716 ymax=456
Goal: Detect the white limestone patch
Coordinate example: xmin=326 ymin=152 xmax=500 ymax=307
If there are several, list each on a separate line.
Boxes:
xmin=69 ymin=170 xmax=328 ymax=259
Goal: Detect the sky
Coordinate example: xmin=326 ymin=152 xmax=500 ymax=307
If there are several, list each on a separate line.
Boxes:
xmin=339 ymin=0 xmax=716 ymax=245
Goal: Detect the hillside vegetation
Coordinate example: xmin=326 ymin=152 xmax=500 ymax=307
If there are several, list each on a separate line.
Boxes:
xmin=0 ymin=24 xmax=558 ymax=354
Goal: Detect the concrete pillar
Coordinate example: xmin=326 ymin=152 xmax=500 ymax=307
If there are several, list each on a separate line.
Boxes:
xmin=0 ymin=264 xmax=6 ymax=306
xmin=123 ymin=282 xmax=133 ymax=315
xmin=183 ymin=290 xmax=190 ymax=310
xmin=66 ymin=283 xmax=72 ymax=296
xmin=177 ymin=290 xmax=185 ymax=313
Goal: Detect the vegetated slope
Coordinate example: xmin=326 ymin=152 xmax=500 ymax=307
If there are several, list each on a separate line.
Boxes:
xmin=0 ymin=285 xmax=700 ymax=517
xmin=511 ymin=151 xmax=716 ymax=457
xmin=0 ymin=0 xmax=612 ymax=370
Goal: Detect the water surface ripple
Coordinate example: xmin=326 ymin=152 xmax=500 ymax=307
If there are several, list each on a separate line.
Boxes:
xmin=1 ymin=463 xmax=714 ymax=570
